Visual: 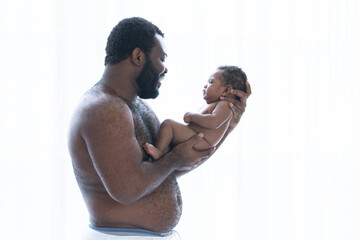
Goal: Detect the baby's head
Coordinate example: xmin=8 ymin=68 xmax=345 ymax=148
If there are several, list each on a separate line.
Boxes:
xmin=217 ymin=65 xmax=247 ymax=93
xmin=203 ymin=66 xmax=247 ymax=104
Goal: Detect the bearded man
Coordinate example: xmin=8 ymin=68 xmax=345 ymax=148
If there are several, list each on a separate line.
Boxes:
xmin=68 ymin=17 xmax=251 ymax=239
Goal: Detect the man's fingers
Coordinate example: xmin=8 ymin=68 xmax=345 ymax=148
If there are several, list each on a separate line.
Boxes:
xmin=221 ymin=95 xmax=244 ymax=112
xmin=231 ymin=89 xmax=248 ymax=101
xmin=230 ymin=81 xmax=251 ymax=101
xmin=230 ymin=102 xmax=244 ymax=114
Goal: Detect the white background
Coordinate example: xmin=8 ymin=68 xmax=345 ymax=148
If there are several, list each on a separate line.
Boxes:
xmin=0 ymin=0 xmax=359 ymax=239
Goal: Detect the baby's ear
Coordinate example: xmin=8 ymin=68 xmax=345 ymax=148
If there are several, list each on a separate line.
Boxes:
xmin=222 ymin=85 xmax=233 ymax=96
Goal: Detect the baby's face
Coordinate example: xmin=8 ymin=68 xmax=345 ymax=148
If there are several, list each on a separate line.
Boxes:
xmin=203 ymin=70 xmax=226 ymax=104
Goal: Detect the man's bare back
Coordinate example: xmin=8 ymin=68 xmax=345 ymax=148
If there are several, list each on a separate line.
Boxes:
xmin=68 ymin=85 xmax=182 ymax=232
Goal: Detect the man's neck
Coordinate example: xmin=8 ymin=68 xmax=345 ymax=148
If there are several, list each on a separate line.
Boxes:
xmin=100 ymin=63 xmax=139 ymax=103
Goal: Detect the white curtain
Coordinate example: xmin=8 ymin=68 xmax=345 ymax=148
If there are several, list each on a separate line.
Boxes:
xmin=1 ymin=0 xmax=359 ymax=239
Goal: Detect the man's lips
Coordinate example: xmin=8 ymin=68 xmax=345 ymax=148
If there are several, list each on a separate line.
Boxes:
xmin=158 ymin=75 xmax=165 ymax=88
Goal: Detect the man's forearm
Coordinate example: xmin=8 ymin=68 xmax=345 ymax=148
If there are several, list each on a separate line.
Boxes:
xmin=119 ymin=153 xmax=179 ymax=204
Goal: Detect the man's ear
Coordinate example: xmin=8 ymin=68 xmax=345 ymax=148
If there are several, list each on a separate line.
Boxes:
xmin=222 ymin=85 xmax=233 ymax=96
xmin=131 ymin=48 xmax=145 ymax=66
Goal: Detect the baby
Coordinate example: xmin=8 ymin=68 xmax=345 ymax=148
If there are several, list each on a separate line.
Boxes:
xmin=144 ymin=65 xmax=247 ymax=159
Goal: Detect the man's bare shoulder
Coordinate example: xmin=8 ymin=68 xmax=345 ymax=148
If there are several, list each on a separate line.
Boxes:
xmin=71 ymin=86 xmax=133 ymax=136
xmin=83 ymin=88 xmax=129 ymax=113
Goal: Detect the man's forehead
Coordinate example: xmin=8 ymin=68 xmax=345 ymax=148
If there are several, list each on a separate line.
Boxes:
xmin=154 ymin=34 xmax=167 ymax=56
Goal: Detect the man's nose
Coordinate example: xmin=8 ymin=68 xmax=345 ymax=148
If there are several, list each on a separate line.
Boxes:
xmin=163 ymin=67 xmax=168 ymax=75
xmin=160 ymin=67 xmax=168 ymax=78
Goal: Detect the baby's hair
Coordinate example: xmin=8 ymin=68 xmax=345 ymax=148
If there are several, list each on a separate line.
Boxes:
xmin=217 ymin=66 xmax=247 ymax=93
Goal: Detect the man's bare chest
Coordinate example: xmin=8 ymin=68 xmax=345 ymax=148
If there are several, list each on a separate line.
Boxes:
xmin=129 ymin=102 xmax=160 ymax=147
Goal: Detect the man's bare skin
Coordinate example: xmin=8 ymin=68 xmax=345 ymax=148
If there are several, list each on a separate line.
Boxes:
xmin=68 ymin=33 xmax=216 ymax=233
xmin=68 ymin=17 xmax=251 ymax=234
xmin=69 ymin=85 xmax=183 ymax=232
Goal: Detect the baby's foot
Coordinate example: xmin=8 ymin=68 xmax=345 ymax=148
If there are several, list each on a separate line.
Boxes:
xmin=143 ymin=143 xmax=163 ymax=160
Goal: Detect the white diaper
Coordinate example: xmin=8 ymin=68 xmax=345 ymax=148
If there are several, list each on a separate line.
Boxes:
xmin=82 ymin=225 xmax=180 ymax=240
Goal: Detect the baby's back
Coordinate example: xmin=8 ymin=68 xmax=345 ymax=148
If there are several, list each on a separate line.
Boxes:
xmin=187 ymin=101 xmax=232 ymax=147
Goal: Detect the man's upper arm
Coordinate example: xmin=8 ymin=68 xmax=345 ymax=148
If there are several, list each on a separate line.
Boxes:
xmin=80 ymin=99 xmax=143 ymax=202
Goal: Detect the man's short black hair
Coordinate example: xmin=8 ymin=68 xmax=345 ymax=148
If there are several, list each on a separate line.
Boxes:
xmin=105 ymin=17 xmax=164 ymax=65
xmin=218 ymin=66 xmax=248 ymax=93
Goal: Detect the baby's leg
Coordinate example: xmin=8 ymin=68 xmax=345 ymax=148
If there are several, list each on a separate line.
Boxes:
xmin=144 ymin=119 xmax=198 ymax=159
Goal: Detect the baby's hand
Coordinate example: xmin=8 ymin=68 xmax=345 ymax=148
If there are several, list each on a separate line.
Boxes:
xmin=183 ymin=112 xmax=192 ymax=123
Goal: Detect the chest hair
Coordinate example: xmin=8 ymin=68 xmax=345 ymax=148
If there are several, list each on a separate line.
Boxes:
xmin=128 ymin=100 xmax=160 ymax=149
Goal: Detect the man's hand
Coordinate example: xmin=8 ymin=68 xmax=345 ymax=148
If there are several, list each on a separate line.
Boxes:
xmin=221 ymin=81 xmax=252 ymax=129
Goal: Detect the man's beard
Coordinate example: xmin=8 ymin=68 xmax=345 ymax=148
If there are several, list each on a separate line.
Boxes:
xmin=135 ymin=58 xmax=161 ymax=99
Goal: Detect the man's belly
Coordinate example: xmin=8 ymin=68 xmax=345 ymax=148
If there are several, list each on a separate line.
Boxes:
xmin=82 ymin=174 xmax=182 ymax=233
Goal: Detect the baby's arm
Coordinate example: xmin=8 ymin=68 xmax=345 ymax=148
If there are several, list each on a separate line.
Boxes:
xmin=184 ymin=101 xmax=233 ymax=129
